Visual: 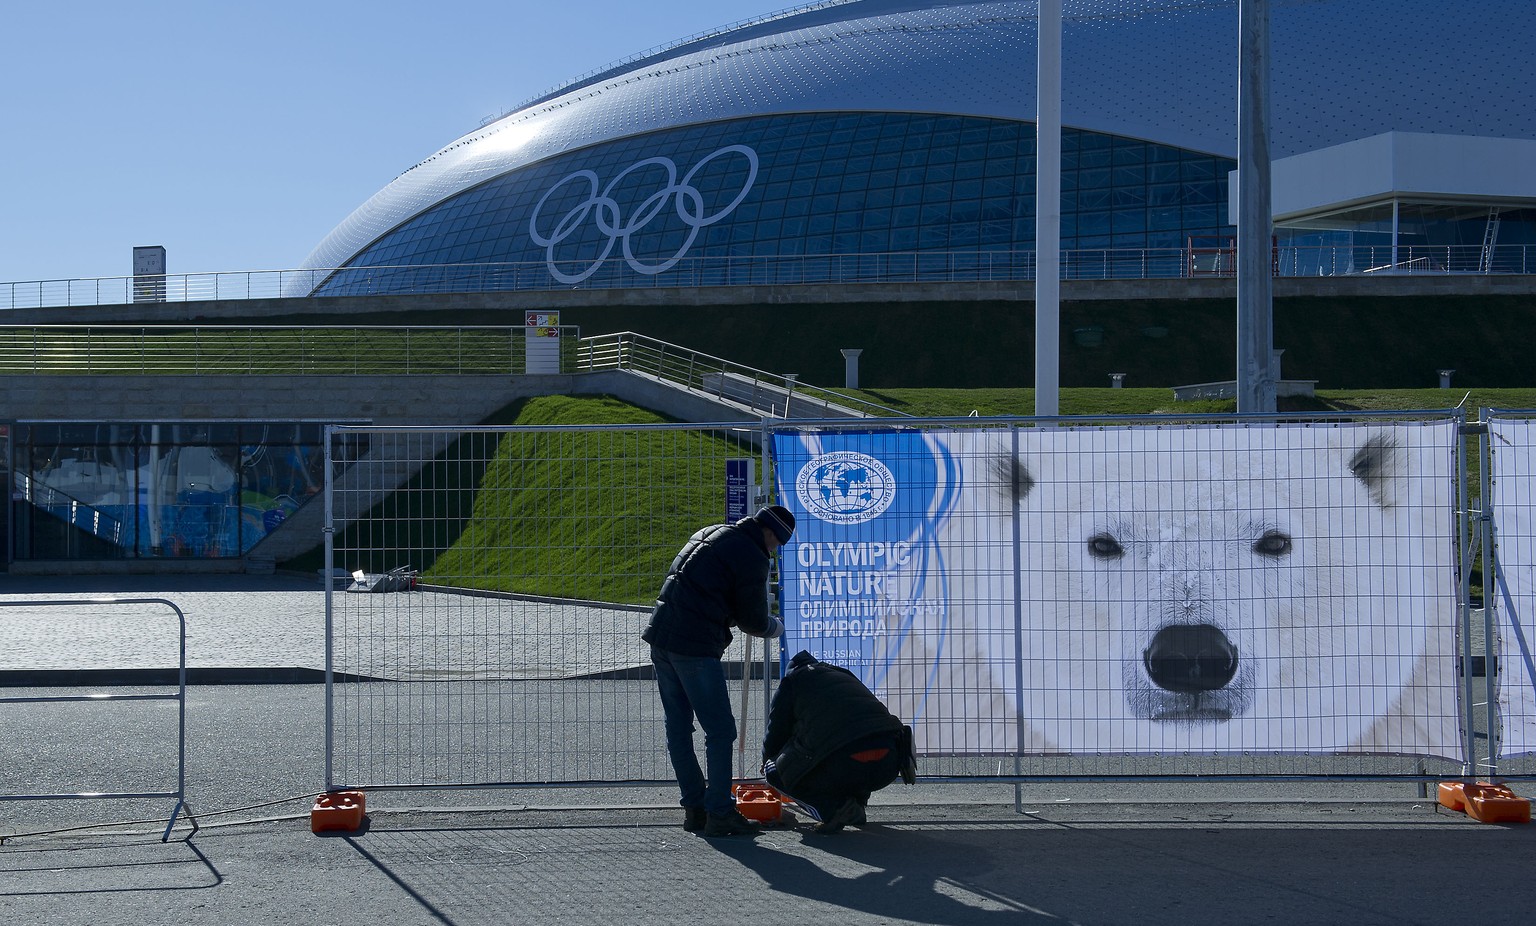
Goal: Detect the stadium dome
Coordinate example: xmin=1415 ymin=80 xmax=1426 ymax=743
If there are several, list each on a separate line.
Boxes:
xmin=299 ymin=0 xmax=1536 ymax=295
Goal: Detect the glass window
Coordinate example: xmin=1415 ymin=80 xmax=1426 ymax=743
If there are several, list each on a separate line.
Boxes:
xmin=318 ymin=112 xmax=1235 ymax=294
xmin=1078 ymin=168 xmax=1111 ymax=190
xmin=1077 ymin=148 xmax=1112 ymax=169
xmin=1112 ymin=208 xmax=1148 ymax=234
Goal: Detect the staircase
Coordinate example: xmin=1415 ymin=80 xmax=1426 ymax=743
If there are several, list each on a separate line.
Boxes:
xmin=574 ymin=331 xmax=907 ymax=420
xmin=14 ymin=472 xmax=127 ymax=547
xmin=1481 ymin=207 xmax=1502 ymax=274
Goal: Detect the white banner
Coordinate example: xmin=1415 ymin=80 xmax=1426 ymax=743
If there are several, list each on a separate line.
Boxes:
xmin=1488 ymin=416 xmax=1536 ymax=755
xmin=774 ymin=421 xmax=1460 ymax=758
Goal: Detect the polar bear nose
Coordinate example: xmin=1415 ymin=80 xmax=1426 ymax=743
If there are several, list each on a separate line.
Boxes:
xmin=1143 ymin=624 xmax=1239 ymax=692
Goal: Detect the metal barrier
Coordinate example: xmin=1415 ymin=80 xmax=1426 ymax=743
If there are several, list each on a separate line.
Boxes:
xmin=1481 ymin=411 xmax=1536 ymax=780
xmin=322 ymin=422 xmax=775 ymax=792
xmin=323 ymin=412 xmax=1529 ymax=797
xmin=0 ymin=597 xmax=189 ymax=840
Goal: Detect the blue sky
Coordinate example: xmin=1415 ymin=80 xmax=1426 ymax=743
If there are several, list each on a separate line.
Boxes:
xmin=0 ymin=0 xmax=780 ymax=284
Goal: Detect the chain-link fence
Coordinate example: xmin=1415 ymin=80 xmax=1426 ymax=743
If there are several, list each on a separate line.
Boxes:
xmin=324 ymin=412 xmax=1533 ymax=794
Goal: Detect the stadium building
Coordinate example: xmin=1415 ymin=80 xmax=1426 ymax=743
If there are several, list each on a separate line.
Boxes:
xmin=5 ymin=0 xmax=1536 ymax=568
xmin=301 ymin=0 xmax=1536 ymax=295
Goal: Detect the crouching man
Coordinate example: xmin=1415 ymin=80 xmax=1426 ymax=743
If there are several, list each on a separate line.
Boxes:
xmin=762 ymin=650 xmax=916 ymax=834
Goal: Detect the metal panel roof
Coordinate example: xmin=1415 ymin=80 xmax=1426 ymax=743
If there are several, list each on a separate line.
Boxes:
xmin=301 ymin=0 xmax=1536 ymax=273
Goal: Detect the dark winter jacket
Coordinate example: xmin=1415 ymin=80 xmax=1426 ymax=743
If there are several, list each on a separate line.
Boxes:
xmin=642 ymin=518 xmax=783 ymax=659
xmin=761 ymin=652 xmax=906 ymax=788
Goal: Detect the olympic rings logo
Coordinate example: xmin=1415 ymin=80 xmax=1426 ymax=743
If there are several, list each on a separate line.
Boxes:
xmin=527 ymin=145 xmax=759 ymax=284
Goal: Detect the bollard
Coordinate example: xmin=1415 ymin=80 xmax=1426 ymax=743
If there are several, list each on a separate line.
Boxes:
xmin=840 ymin=348 xmax=863 ymax=389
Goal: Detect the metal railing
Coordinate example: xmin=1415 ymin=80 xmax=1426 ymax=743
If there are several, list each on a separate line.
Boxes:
xmin=0 ymin=324 xmax=549 ymax=375
xmin=14 ymin=472 xmax=127 ymax=548
xmin=576 ymin=330 xmax=909 ymax=419
xmin=0 ymin=323 xmax=890 ymax=422
xmin=7 ymin=245 xmax=1534 ymax=311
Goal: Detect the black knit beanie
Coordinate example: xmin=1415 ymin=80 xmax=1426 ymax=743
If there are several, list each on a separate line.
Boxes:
xmin=754 ymin=504 xmax=796 ymax=544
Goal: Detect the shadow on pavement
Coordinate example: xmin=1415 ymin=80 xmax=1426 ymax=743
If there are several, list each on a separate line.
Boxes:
xmin=0 ymin=835 xmax=222 ymax=897
xmin=325 ymin=810 xmax=1536 ymax=926
xmin=707 ymin=822 xmax=1052 ymax=924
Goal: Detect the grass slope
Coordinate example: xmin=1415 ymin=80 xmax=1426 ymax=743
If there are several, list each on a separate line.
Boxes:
xmin=310 ymin=395 xmax=761 ymax=604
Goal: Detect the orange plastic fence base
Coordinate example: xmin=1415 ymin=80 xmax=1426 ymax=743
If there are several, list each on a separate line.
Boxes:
xmin=1437 ymin=782 xmax=1530 ymax=824
xmin=311 ymin=790 xmax=368 ymax=833
xmin=732 ymin=782 xmax=786 ymax=823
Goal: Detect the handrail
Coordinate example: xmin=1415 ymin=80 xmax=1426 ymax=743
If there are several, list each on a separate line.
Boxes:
xmin=6 ymin=245 xmax=1532 ymax=311
xmin=576 ymin=330 xmax=910 ymax=419
xmin=14 ymin=472 xmax=127 ymax=545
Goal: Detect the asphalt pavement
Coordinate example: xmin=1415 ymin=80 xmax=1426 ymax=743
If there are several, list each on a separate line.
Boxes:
xmin=2 ymin=574 xmax=1535 ymax=925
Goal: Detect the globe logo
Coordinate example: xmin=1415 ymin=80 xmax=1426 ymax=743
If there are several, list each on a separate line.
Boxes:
xmin=795 ymin=452 xmax=895 ymax=524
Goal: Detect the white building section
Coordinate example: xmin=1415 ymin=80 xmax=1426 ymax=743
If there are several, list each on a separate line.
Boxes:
xmin=1249 ymin=134 xmax=1536 ymax=222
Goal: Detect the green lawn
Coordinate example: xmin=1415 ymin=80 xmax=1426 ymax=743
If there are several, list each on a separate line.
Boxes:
xmin=847 ymin=387 xmax=1536 ymax=418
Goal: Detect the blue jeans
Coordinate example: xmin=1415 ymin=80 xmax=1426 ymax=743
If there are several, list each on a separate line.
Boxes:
xmin=651 ymin=645 xmax=738 ymax=816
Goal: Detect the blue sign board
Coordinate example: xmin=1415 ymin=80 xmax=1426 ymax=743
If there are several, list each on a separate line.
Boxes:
xmin=725 ymin=457 xmax=753 ymax=523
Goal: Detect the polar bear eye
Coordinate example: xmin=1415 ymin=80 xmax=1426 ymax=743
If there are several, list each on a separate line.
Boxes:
xmin=1087 ymin=533 xmax=1124 ymax=559
xmin=1252 ymin=530 xmax=1293 ymax=558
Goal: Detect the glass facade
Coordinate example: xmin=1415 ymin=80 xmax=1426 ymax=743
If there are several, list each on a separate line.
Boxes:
xmin=314 ymin=112 xmax=1235 ymax=295
xmin=10 ymin=421 xmax=328 ymax=560
xmin=1277 ymin=201 xmax=1536 ymax=275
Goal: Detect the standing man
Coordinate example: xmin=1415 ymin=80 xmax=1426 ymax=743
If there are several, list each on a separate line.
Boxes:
xmin=644 ymin=504 xmax=795 ymax=837
xmin=762 ymin=650 xmax=916 ymax=834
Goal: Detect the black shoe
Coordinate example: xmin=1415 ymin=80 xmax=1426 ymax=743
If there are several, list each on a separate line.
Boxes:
xmin=814 ymin=798 xmax=863 ymax=835
xmin=702 ymin=809 xmax=761 ymax=837
xmin=683 ymin=807 xmax=707 ymax=832
xmin=899 ymin=726 xmax=918 ymax=785
xmin=850 ymin=802 xmax=867 ymax=826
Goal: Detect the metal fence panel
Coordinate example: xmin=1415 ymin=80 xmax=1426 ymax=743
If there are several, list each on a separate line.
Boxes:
xmin=1482 ymin=411 xmax=1536 ymax=777
xmin=324 ymin=423 xmax=773 ymax=791
xmin=0 ymin=597 xmax=188 ymax=840
xmin=772 ymin=414 xmax=1468 ymax=773
xmin=324 ymin=413 xmax=1492 ymax=793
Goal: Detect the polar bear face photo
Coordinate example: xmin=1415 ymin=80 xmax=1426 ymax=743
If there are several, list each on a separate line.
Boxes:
xmin=873 ymin=423 xmax=1459 ymax=756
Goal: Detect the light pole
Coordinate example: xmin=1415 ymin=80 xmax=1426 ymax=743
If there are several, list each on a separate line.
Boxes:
xmin=1035 ymin=0 xmax=1062 ymax=416
xmin=1236 ymin=0 xmax=1276 ymax=413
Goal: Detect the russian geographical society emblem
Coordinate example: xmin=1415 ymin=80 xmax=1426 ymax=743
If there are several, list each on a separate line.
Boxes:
xmin=795 ymin=451 xmax=895 ymax=524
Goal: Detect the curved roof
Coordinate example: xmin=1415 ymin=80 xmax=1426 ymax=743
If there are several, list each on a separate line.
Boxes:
xmin=301 ymin=0 xmax=1536 ymax=273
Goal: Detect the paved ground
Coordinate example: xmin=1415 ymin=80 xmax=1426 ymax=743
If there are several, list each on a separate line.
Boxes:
xmin=5 ymin=800 xmax=1536 ymax=926
xmin=0 ymin=574 xmax=327 ymax=676
xmin=3 ymin=574 xmax=1535 ymax=925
